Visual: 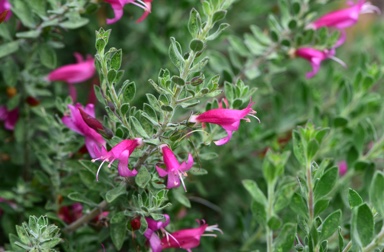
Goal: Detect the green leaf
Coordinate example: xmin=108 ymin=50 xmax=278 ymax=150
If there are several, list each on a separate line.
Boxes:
xmin=251 ymin=200 xmax=267 ymax=226
xmin=12 ymin=0 xmax=36 ymax=28
xmin=314 ymin=167 xmax=338 ymax=201
xmin=212 ymin=10 xmax=227 ymax=24
xmin=67 ymin=192 xmax=97 ymax=207
xmin=268 ymin=215 xmax=282 ymax=230
xmin=110 ymin=49 xmax=122 ymax=70
xmin=107 ymin=69 xmax=117 ymax=84
xmin=171 ymin=76 xmax=185 ymax=86
xmin=274 ymin=223 xmax=296 ymax=252
xmin=0 ymin=41 xmax=19 ymax=58
xmin=189 ymin=39 xmax=205 ymax=52
xmin=242 ymin=180 xmax=267 ymax=206
xmin=95 ymin=38 xmax=106 ymax=53
xmin=188 ymin=8 xmax=201 ymax=37
xmin=59 ymin=17 xmax=89 ymax=29
xmin=169 ymin=37 xmax=184 ymax=69
xmin=352 ymin=203 xmax=374 ymax=248
xmin=320 ymin=210 xmax=341 ymax=241
xmin=2 ymin=59 xmax=19 ymax=87
xmin=106 ymin=183 xmax=126 ymax=203
xmin=290 ymin=193 xmax=308 ymax=220
xmin=121 ymin=81 xmax=136 ymax=103
xmin=130 ymin=116 xmax=150 ymax=138
xmin=39 ymin=45 xmax=57 ymax=69
xmin=348 ymin=188 xmax=363 ymax=208
xmin=172 ymin=187 xmax=191 ymax=208
xmin=199 ymin=152 xmax=218 ymax=160
xmin=135 ymin=167 xmax=151 ymax=188
xmin=189 ymin=168 xmax=208 ymax=175
xmin=306 ymin=139 xmax=319 ymax=161
xmin=207 ymin=23 xmax=230 ymax=41
xmin=94 ymin=85 xmax=105 ymax=105
xmin=314 ymin=199 xmax=330 ymax=216
xmin=16 ymin=30 xmax=41 ymax=38
xmin=292 ymin=130 xmax=305 ymax=165
xmin=369 ymin=171 xmax=384 ymax=217
xmin=110 ymin=212 xmax=128 ymax=250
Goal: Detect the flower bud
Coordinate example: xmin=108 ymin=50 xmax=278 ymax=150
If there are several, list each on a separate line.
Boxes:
xmin=130 ymin=216 xmax=141 ymax=231
xmin=78 ymin=108 xmax=104 ymax=132
xmin=6 ymin=87 xmax=17 ymax=98
xmin=26 ymin=96 xmax=40 ymax=107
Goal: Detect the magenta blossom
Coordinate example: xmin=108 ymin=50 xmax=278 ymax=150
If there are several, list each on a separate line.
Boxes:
xmin=338 ymin=160 xmax=348 ymax=176
xmin=160 ymin=220 xmax=222 ymax=252
xmin=0 ymin=106 xmax=19 ymax=131
xmin=156 ymin=145 xmax=194 ymax=191
xmin=92 ymin=138 xmax=143 ymax=180
xmin=308 ymin=0 xmax=379 ymax=47
xmin=105 ymin=0 xmax=152 ymax=24
xmin=189 ymin=101 xmax=258 ymax=145
xmin=309 ymin=0 xmax=379 ymax=30
xmin=58 ymin=203 xmax=83 ymax=224
xmin=144 ymin=215 xmax=170 ymax=252
xmin=295 ymin=47 xmax=346 ymax=78
xmin=62 ymin=103 xmax=106 ymax=158
xmin=48 ymin=53 xmax=95 ymax=101
xmin=0 ymin=0 xmax=12 ymax=22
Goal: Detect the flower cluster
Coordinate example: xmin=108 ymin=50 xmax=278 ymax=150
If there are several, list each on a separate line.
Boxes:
xmin=296 ymin=0 xmax=379 ymax=78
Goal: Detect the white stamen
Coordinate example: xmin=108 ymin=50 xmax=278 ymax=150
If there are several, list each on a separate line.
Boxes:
xmin=96 ymin=159 xmax=107 ymax=182
xmin=91 ymin=156 xmax=103 ymax=162
xmin=202 ymin=234 xmax=218 ymax=237
xmin=107 ymin=158 xmax=116 ymax=168
xmin=163 ymin=229 xmax=180 ymax=247
xmin=329 ymin=56 xmax=347 ymax=68
xmin=361 ymin=3 xmax=381 ymax=15
xmin=132 ymin=0 xmax=147 ymax=10
xmin=248 ymin=114 xmax=261 ymax=123
xmin=205 ymin=224 xmax=223 ymax=234
xmin=178 ymin=172 xmax=187 ymax=192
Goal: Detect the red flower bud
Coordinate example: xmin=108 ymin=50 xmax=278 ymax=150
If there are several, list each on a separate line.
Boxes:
xmin=26 ymin=96 xmax=40 ymax=107
xmin=78 ymin=108 xmax=104 ymax=132
xmin=131 ymin=216 xmax=141 ymax=231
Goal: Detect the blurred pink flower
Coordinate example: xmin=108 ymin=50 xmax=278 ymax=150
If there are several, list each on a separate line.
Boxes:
xmin=48 ymin=53 xmax=95 ymax=101
xmin=309 ymin=0 xmax=379 ymax=30
xmin=92 ymin=138 xmax=143 ymax=180
xmin=58 ymin=203 xmax=83 ymax=224
xmin=156 ymin=145 xmax=194 ymax=191
xmin=62 ymin=103 xmax=106 ymax=158
xmin=105 ymin=0 xmax=152 ymax=25
xmin=0 ymin=106 xmax=19 ymax=131
xmin=338 ymin=160 xmax=348 ymax=176
xmin=189 ymin=101 xmax=258 ymax=145
xmin=0 ymin=0 xmax=12 ymax=22
xmin=295 ymin=47 xmax=346 ymax=78
xmin=308 ymin=0 xmax=380 ymax=47
xmin=144 ymin=214 xmax=170 ymax=252
xmin=160 ymin=220 xmax=222 ymax=251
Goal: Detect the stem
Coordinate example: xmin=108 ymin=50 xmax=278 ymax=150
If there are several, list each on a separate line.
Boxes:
xmin=266 ymin=181 xmax=275 ymax=252
xmin=342 ymin=241 xmax=352 ymax=252
xmin=306 ymin=161 xmax=314 ymax=227
xmin=63 ymin=200 xmax=108 ymax=233
xmin=363 ymin=226 xmax=384 ymax=252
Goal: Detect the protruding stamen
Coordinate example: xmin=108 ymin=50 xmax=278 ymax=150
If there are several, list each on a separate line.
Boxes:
xmin=205 ymin=224 xmax=223 ymax=234
xmin=163 ymin=229 xmax=181 ymax=247
xmin=178 ymin=172 xmax=187 ymax=192
xmin=329 ymin=56 xmax=347 ymax=68
xmin=248 ymin=114 xmax=261 ymax=123
xmin=96 ymin=159 xmax=107 ymax=182
xmin=361 ymin=3 xmax=381 ymax=14
xmin=91 ymin=156 xmax=103 ymax=162
xmin=107 ymin=158 xmax=116 ymax=168
xmin=132 ymin=0 xmax=147 ymax=10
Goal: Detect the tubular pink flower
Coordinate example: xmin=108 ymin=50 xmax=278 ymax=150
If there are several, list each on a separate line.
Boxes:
xmin=308 ymin=0 xmax=380 ymax=47
xmin=62 ymin=103 xmax=106 ymax=158
xmin=48 ymin=53 xmax=95 ymax=101
xmin=189 ymin=101 xmax=257 ymax=145
xmin=295 ymin=47 xmax=346 ymax=78
xmin=338 ymin=160 xmax=348 ymax=176
xmin=92 ymin=138 xmax=143 ymax=181
xmin=156 ymin=145 xmax=194 ymax=191
xmin=105 ymin=0 xmax=152 ymax=24
xmin=144 ymin=214 xmax=170 ymax=252
xmin=160 ymin=220 xmax=222 ymax=251
xmin=309 ymin=0 xmax=380 ymax=30
xmin=0 ymin=0 xmax=12 ymax=22
xmin=0 ymin=106 xmax=19 ymax=131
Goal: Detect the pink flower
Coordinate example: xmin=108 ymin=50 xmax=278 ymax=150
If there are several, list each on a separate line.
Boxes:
xmin=189 ymin=101 xmax=258 ymax=145
xmin=105 ymin=0 xmax=152 ymax=25
xmin=48 ymin=53 xmax=95 ymax=101
xmin=0 ymin=106 xmax=19 ymax=131
xmin=144 ymin=215 xmax=170 ymax=252
xmin=338 ymin=160 xmax=348 ymax=176
xmin=92 ymin=138 xmax=143 ymax=181
xmin=156 ymin=145 xmax=194 ymax=191
xmin=62 ymin=103 xmax=106 ymax=158
xmin=309 ymin=0 xmax=379 ymax=30
xmin=0 ymin=0 xmax=12 ymax=22
xmin=308 ymin=0 xmax=379 ymax=47
xmin=295 ymin=47 xmax=346 ymax=78
xmin=160 ymin=220 xmax=222 ymax=251
xmin=58 ymin=203 xmax=83 ymax=224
